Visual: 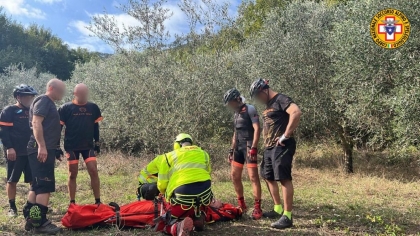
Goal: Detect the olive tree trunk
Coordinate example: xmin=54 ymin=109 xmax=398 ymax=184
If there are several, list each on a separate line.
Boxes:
xmin=338 ymin=124 xmax=354 ymax=173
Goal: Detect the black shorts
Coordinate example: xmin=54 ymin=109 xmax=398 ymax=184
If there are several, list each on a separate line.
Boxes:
xmin=260 ymin=138 xmax=296 ymax=181
xmin=65 ymin=149 xmax=96 ymax=165
xmin=28 ymin=149 xmax=56 ymax=194
xmin=6 ymin=155 xmax=32 ymax=183
xmin=233 ymin=142 xmax=258 ymax=168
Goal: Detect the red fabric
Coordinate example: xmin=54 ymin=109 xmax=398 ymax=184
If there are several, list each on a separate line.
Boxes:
xmin=106 ymin=200 xmax=168 ymax=228
xmin=205 ymin=203 xmax=243 ymax=223
xmin=61 ymin=204 xmax=116 ymax=229
xmin=169 ymin=204 xmax=204 ymax=219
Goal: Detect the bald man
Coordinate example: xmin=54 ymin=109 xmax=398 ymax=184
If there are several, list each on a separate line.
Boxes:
xmin=58 ymin=83 xmax=103 ymax=205
xmin=25 ymin=78 xmax=65 ymax=234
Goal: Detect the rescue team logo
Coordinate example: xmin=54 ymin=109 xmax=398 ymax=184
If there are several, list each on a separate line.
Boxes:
xmin=370 ymin=8 xmax=410 ymax=49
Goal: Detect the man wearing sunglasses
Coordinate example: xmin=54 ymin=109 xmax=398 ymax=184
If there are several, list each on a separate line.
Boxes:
xmin=25 ymin=78 xmax=66 ymax=234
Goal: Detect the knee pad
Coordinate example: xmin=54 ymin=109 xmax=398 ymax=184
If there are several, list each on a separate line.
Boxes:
xmin=29 ymin=205 xmax=42 ymax=227
xmin=23 ymin=202 xmax=34 ymax=219
xmin=30 ymin=204 xmax=48 ymax=227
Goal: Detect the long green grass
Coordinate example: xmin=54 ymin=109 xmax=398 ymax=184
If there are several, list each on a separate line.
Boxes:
xmin=0 ymin=148 xmax=419 ymax=235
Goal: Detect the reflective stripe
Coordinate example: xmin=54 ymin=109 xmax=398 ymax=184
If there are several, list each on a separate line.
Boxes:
xmin=143 ymin=168 xmax=151 ymax=175
xmin=138 ymin=175 xmax=148 ymax=183
xmin=159 ymin=173 xmax=169 ymax=180
xmin=169 ymin=163 xmax=208 ymax=177
xmin=171 ymin=151 xmax=178 ymax=163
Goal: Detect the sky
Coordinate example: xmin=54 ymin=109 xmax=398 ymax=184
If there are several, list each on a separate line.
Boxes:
xmin=0 ymin=0 xmax=240 ymax=54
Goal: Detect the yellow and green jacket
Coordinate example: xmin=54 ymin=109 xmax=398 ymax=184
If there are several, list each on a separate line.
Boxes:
xmin=138 ymin=155 xmax=161 ymax=184
xmin=157 ymin=145 xmax=211 ymax=198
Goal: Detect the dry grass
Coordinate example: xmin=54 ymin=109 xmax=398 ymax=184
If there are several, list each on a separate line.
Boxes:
xmin=0 ymin=147 xmax=419 ymax=235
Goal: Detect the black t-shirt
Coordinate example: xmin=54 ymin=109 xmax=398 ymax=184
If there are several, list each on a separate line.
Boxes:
xmin=58 ymin=102 xmax=102 ymax=151
xmin=0 ymin=105 xmax=31 ymax=156
xmin=27 ymin=95 xmax=61 ymax=153
xmin=262 ymin=93 xmax=294 ymax=148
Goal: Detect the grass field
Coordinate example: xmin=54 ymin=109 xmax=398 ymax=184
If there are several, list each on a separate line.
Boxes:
xmin=0 ymin=147 xmax=419 ymax=235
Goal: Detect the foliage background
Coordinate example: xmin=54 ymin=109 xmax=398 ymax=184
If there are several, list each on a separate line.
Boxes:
xmin=1 ymin=0 xmax=420 ymax=172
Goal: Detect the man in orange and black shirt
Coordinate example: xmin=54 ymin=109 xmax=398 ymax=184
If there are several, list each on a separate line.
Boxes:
xmin=58 ymin=83 xmax=103 ymax=204
xmin=0 ymin=85 xmax=37 ymax=217
xmin=250 ymin=79 xmax=302 ymax=230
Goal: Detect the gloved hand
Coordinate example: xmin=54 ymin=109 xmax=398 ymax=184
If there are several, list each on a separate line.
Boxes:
xmin=249 ymin=147 xmax=258 ymax=160
xmin=228 ymin=149 xmax=234 ymax=163
xmin=94 ymin=142 xmax=100 ymax=154
xmin=276 ymin=134 xmax=289 ymax=146
xmin=55 ymin=147 xmax=64 ymax=161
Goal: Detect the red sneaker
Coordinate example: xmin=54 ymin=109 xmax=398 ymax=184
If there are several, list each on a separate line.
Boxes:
xmin=238 ymin=197 xmax=247 ymax=212
xmin=171 ymin=217 xmax=193 ymax=236
xmin=251 ymin=207 xmax=263 ymax=220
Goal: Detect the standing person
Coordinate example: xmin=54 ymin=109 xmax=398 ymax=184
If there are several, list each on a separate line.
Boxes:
xmin=26 ymin=78 xmax=65 ymax=234
xmin=223 ymin=88 xmax=263 ymax=220
xmin=58 ymin=83 xmax=103 ymax=205
xmin=249 ymin=79 xmax=302 ymax=229
xmin=0 ymin=85 xmax=38 ymax=217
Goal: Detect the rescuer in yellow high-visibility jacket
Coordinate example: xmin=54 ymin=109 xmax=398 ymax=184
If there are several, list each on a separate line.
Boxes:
xmin=155 ymin=133 xmax=213 ymax=236
xmin=138 ymin=156 xmax=160 ymax=185
xmin=137 ymin=156 xmax=160 ymax=200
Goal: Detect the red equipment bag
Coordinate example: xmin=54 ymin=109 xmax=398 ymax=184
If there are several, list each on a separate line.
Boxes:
xmin=205 ymin=203 xmax=243 ymax=223
xmin=61 ymin=203 xmax=116 ymax=229
xmin=105 ymin=200 xmax=167 ymax=228
xmin=61 ymin=200 xmax=167 ymax=229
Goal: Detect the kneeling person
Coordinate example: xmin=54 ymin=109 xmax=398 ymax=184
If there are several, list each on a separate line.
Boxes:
xmin=58 ymin=83 xmax=103 ymax=205
xmin=156 ymin=134 xmax=212 ymax=236
xmin=137 ymin=157 xmax=159 ymax=200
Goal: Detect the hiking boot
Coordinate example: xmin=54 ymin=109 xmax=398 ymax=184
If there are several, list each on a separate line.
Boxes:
xmin=237 ymin=198 xmax=247 ymax=212
xmin=271 ymin=215 xmax=293 ymax=229
xmin=263 ymin=210 xmax=282 ymax=219
xmin=193 ymin=213 xmax=205 ymax=231
xmin=8 ymin=208 xmax=17 ymax=217
xmin=172 ymin=217 xmax=193 ymax=236
xmin=25 ymin=219 xmax=33 ymax=231
xmin=34 ymin=220 xmax=62 ymax=235
xmin=251 ymin=207 xmax=263 ymax=220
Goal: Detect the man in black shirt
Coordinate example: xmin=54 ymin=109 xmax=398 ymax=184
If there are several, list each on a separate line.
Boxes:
xmin=250 ymin=79 xmax=302 ymax=229
xmin=26 ymin=78 xmax=65 ymax=234
xmin=0 ymin=85 xmax=37 ymax=217
xmin=58 ymin=83 xmax=103 ymax=205
xmin=223 ymin=88 xmax=263 ymax=220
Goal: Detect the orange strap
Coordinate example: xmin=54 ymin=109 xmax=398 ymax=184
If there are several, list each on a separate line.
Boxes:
xmin=231 ymin=161 xmax=244 ymax=168
xmin=68 ymin=160 xmax=79 ymax=165
xmin=85 ymin=157 xmax=97 ymax=163
xmin=247 ymin=163 xmax=258 ymax=168
xmin=94 ymin=117 xmax=103 ymax=123
xmin=0 ymin=121 xmax=13 ymax=127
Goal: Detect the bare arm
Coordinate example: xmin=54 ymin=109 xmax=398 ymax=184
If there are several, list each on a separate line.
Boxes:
xmin=251 ymin=122 xmax=260 ymax=148
xmin=284 ymin=103 xmax=302 ymax=137
xmin=32 ymin=115 xmax=46 ymax=148
xmin=230 ymin=132 xmax=237 ymax=150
